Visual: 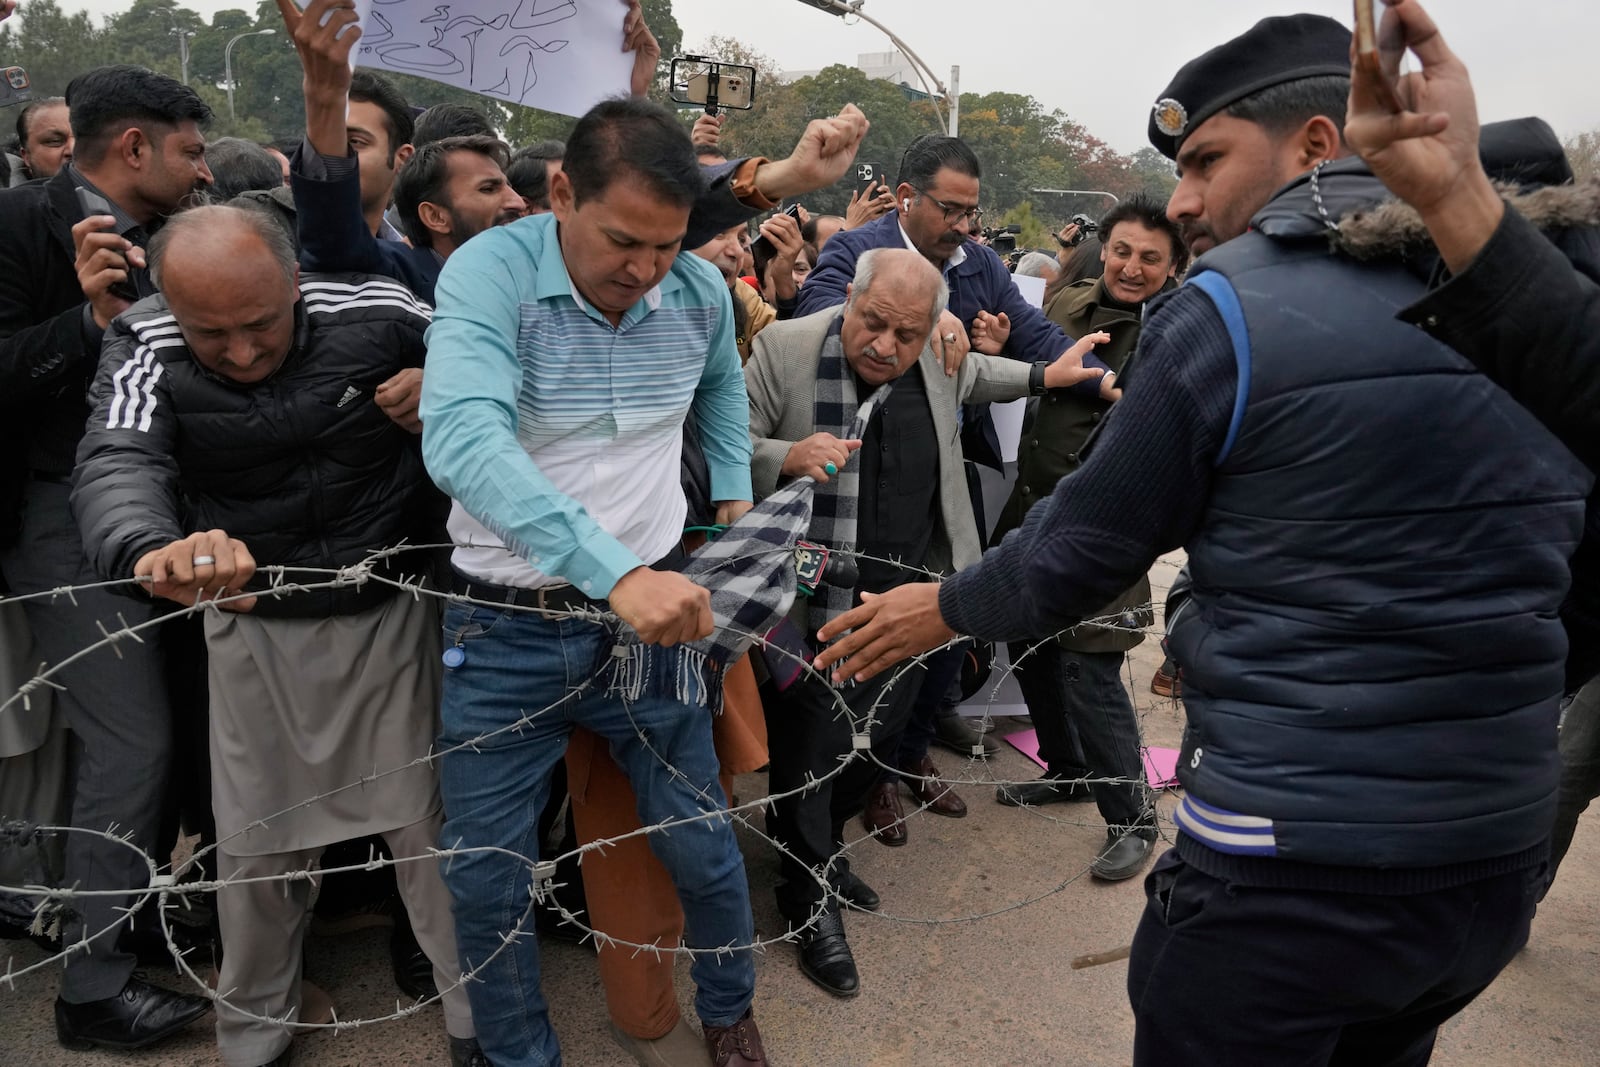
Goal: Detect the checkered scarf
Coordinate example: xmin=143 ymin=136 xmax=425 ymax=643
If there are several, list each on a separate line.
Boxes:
xmin=808 ymin=323 xmax=894 ymax=634
xmin=601 ymin=480 xmax=812 ymax=716
xmin=603 ymin=361 xmax=892 ymax=714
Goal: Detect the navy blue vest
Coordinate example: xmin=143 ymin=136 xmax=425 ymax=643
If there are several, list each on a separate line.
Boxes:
xmin=1167 ymin=171 xmax=1591 ymax=868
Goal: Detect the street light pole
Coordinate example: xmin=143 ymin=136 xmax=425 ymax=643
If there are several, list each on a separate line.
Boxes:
xmin=225 ymin=28 xmax=276 ymax=122
xmin=171 ymin=28 xmax=196 ymax=85
xmin=795 ymin=0 xmax=952 ymax=134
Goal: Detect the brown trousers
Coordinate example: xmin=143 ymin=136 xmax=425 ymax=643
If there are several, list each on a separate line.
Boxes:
xmin=565 ymin=652 xmax=768 ymax=1038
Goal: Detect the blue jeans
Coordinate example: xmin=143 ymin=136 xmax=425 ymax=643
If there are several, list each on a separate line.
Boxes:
xmin=436 ymin=601 xmax=755 ymax=1067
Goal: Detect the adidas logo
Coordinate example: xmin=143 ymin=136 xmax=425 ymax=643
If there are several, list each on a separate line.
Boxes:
xmin=336 ymin=386 xmax=361 ymax=408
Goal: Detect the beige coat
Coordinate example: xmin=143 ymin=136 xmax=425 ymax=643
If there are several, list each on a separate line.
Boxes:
xmin=743 ymin=307 xmax=1033 ymax=583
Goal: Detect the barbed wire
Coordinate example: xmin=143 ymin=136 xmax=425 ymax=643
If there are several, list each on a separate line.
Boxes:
xmin=0 ymin=541 xmax=1189 ymax=1041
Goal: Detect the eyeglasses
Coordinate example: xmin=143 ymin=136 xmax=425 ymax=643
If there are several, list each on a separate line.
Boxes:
xmin=917 ymin=191 xmax=982 ymax=227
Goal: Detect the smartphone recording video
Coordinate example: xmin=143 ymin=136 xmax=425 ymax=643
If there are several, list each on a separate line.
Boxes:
xmin=1353 ymin=0 xmax=1405 ymax=113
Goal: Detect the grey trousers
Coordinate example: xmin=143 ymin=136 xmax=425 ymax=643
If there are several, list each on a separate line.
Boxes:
xmin=0 ymin=478 xmax=172 ymax=1002
xmin=214 ymin=813 xmax=475 ymax=1066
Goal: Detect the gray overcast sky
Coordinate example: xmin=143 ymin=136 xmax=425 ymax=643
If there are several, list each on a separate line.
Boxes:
xmin=58 ymin=0 xmax=1600 ymax=155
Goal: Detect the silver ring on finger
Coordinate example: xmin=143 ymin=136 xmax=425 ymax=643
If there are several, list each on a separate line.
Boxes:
xmin=193 ymin=555 xmax=217 ymax=567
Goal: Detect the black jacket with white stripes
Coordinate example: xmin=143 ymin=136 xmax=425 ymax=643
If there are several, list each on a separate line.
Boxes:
xmin=73 ymin=273 xmax=436 ymax=618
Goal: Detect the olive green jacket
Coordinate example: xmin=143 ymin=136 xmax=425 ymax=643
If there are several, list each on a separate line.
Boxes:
xmin=993 ymin=277 xmax=1171 ymax=652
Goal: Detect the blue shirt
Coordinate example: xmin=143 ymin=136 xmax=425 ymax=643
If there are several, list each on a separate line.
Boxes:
xmin=419 ymin=213 xmax=752 ymax=595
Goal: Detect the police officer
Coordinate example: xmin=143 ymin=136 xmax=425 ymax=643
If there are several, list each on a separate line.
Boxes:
xmin=814 ymin=16 xmax=1591 ymax=1064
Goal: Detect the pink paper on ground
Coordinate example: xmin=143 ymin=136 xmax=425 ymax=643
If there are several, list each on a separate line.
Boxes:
xmin=1002 ymin=729 xmax=1181 ymax=790
xmin=1142 ymin=746 xmax=1180 ymax=789
xmin=1003 ymin=727 xmax=1049 ymax=769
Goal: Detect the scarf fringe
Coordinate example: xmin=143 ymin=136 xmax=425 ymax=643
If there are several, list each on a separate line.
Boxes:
xmin=604 ymin=642 xmax=726 ymax=716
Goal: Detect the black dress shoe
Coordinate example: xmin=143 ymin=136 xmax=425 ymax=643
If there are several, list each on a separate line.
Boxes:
xmin=123 ymin=913 xmax=218 ymax=971
xmin=1089 ymin=830 xmax=1157 ymax=882
xmin=835 ymin=869 xmax=880 ymax=912
xmin=391 ymin=914 xmax=438 ymax=1000
xmin=994 ymin=772 xmax=1095 ymax=807
xmin=796 ymin=906 xmax=859 ymax=998
xmin=55 ymin=974 xmax=211 ymax=1051
xmin=450 ymin=1035 xmax=491 ymax=1067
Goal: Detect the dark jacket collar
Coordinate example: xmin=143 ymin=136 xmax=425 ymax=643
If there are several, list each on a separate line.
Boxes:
xmin=1248 ymin=157 xmax=1389 ymax=242
xmin=860 ymin=210 xmax=988 ymax=278
xmin=1056 ymin=276 xmax=1176 ymax=322
xmin=42 ymin=169 xmax=84 ymax=261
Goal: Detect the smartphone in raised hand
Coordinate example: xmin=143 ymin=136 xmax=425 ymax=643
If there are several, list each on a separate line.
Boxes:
xmin=1353 ymin=0 xmax=1405 ymax=113
xmin=74 ymin=186 xmax=140 ymax=302
xmin=854 ymin=161 xmax=887 ymax=197
xmin=750 ymin=202 xmax=803 ymax=260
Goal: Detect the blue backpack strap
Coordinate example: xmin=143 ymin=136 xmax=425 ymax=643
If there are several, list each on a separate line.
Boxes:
xmin=1186 ymin=269 xmax=1252 ymax=466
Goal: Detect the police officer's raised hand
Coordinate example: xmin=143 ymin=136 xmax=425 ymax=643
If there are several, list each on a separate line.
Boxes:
xmin=72 ymin=215 xmax=143 ymax=330
xmin=1344 ymin=0 xmax=1501 ymax=271
xmin=609 ymin=567 xmax=713 ymax=646
xmin=782 ymin=433 xmax=861 ymax=484
xmin=136 ymin=530 xmax=258 ymax=613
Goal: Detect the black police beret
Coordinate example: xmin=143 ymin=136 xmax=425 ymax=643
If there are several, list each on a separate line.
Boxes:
xmin=1148 ymin=14 xmax=1353 ymax=160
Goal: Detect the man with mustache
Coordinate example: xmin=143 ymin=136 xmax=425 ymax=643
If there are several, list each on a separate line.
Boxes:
xmin=989 ymin=195 xmax=1188 ymax=884
xmin=746 ymin=247 xmax=1105 ymax=998
xmin=814 ymin=15 xmax=1591 ymax=1063
xmin=0 ymin=62 xmax=215 ymax=1053
xmin=798 ymin=135 xmax=1124 ymax=836
xmin=73 ymin=204 xmax=483 ymax=1067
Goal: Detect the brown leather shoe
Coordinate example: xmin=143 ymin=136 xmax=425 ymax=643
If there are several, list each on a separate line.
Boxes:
xmin=704 ymin=1010 xmax=769 ymax=1066
xmin=1150 ymin=667 xmax=1181 ymax=699
xmin=861 ymin=780 xmax=908 ymax=846
xmin=901 ymin=755 xmax=967 ymax=818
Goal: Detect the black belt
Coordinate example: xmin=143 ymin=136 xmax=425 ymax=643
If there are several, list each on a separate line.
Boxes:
xmin=449 ymin=570 xmax=604 ymax=613
xmin=449 ymin=544 xmax=688 ymax=614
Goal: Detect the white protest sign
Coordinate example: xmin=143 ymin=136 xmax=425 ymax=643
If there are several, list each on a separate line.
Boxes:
xmin=990 ymin=272 xmax=1047 ymax=463
xmin=351 ymin=0 xmax=634 ymax=117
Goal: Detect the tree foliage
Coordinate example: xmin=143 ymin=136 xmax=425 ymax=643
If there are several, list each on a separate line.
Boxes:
xmin=1566 ymin=127 xmax=1600 ymax=185
xmin=682 ymin=34 xmax=1175 ymax=230
xmin=3 ymin=0 xmax=1172 ymax=239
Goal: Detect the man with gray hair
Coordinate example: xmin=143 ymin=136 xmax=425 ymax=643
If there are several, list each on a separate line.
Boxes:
xmin=744 ymin=246 xmax=1105 ymax=997
xmin=202 ymin=137 xmax=287 ymax=201
xmin=72 ymin=205 xmax=484 ymax=1067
